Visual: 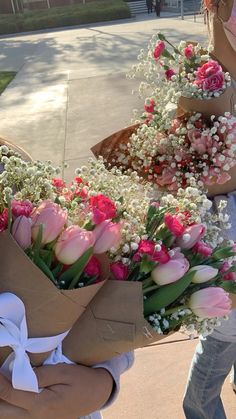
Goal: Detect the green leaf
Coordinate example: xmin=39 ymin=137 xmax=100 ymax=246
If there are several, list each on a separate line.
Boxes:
xmin=59 ymin=247 xmax=93 ymax=289
xmin=32 ymin=224 xmax=43 ymax=260
xmin=143 ymin=270 xmax=195 ymax=317
xmin=34 ymin=256 xmax=57 ymax=286
xmin=140 ymin=258 xmax=156 ymax=274
xmin=157 ymin=33 xmax=166 ymax=41
xmin=219 ymin=280 xmax=236 ymax=294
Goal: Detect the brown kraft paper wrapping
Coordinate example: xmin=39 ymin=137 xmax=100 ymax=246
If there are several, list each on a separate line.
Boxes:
xmin=91 ymin=124 xmax=139 ymax=166
xmin=178 ymin=84 xmax=236 ymax=118
xmin=0 ymin=231 xmax=106 ymax=366
xmin=62 ymin=280 xmax=171 ymax=366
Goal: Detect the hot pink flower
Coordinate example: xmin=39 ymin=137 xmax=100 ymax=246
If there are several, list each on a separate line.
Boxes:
xmin=153 ymin=41 xmax=165 ymax=60
xmin=52 ymin=178 xmax=66 ymax=190
xmin=133 ymin=240 xmax=170 ymax=264
xmin=11 ymin=200 xmax=33 ymax=218
xmin=194 ymin=60 xmax=224 ymax=92
xmin=144 ymin=99 xmax=156 ymax=113
xmin=164 ymin=213 xmax=185 ymax=237
xmin=220 ymin=261 xmax=236 ymax=281
xmin=84 ymin=255 xmax=101 ymax=278
xmin=183 ymin=44 xmax=194 ymax=59
xmin=111 ymin=262 xmax=129 ymax=280
xmin=192 ymin=241 xmax=213 ymax=257
xmin=90 ymin=194 xmax=117 ymax=225
xmin=165 ymin=69 xmax=175 ymax=80
xmin=188 ymin=287 xmax=231 ymax=318
xmin=0 ymin=208 xmax=8 ymax=232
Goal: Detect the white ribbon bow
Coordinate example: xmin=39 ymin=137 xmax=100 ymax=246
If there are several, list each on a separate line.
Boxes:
xmin=0 ymin=292 xmax=70 ymax=393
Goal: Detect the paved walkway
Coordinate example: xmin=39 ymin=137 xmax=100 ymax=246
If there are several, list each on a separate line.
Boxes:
xmin=0 ymin=14 xmax=235 ymax=419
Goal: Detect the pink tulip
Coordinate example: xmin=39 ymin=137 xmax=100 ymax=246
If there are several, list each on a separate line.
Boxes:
xmin=12 ymin=216 xmax=32 ymax=250
xmin=188 ymin=287 xmax=231 ymax=318
xmin=176 ymin=224 xmax=205 ymax=249
xmin=189 ymin=265 xmax=218 ymax=284
xmin=93 ymin=220 xmax=121 ymax=254
xmin=151 ymin=256 xmax=189 ymax=286
xmin=31 ymin=200 xmax=67 ymax=245
xmin=55 ymin=225 xmax=95 ymax=265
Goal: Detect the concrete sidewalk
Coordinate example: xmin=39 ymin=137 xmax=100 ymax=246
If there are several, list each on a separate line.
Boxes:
xmin=0 ymin=15 xmax=235 ymax=419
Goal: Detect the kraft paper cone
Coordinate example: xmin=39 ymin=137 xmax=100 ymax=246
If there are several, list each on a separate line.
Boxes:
xmin=178 ymin=84 xmax=236 ymax=118
xmin=0 ymin=232 xmax=106 ymax=366
xmin=0 ymin=137 xmax=32 ymax=162
xmin=91 ymin=124 xmax=139 ymax=166
xmin=63 ymin=280 xmax=171 ymax=366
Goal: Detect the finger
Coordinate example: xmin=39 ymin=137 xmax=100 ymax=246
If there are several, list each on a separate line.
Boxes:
xmin=0 ymin=374 xmax=51 ymax=410
xmin=36 ymin=364 xmax=73 ymax=387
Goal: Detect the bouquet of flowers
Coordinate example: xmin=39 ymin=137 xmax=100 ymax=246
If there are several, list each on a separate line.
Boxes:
xmin=128 ymin=33 xmax=234 ymax=124
xmin=0 ymin=145 xmax=121 ymax=392
xmin=91 ymin=33 xmax=236 ymax=195
xmin=59 ymin=159 xmax=236 ymax=365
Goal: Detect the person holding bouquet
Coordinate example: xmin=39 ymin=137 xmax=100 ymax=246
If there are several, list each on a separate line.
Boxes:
xmin=0 ymin=140 xmax=134 ymax=419
xmin=183 ymin=1 xmax=236 ymax=418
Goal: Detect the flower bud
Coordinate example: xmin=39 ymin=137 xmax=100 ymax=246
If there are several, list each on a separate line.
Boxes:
xmin=188 ymin=287 xmax=231 ymax=318
xmin=12 ymin=216 xmax=32 ymax=250
xmin=190 ymin=265 xmax=218 ymax=283
xmin=55 ymin=225 xmax=95 ymax=265
xmin=93 ymin=220 xmax=121 ymax=254
xmin=151 ymin=256 xmax=189 ymax=286
xmin=31 ymin=200 xmax=67 ymax=244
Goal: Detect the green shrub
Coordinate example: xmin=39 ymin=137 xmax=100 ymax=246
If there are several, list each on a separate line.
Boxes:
xmin=0 ymin=0 xmax=131 ymax=35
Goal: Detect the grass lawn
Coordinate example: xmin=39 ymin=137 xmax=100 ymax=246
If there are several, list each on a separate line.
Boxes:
xmin=0 ymin=0 xmax=131 ymax=35
xmin=0 ymin=72 xmax=16 ymax=94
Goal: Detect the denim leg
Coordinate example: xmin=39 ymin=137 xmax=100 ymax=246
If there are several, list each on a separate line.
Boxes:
xmin=183 ymin=335 xmax=236 ymax=419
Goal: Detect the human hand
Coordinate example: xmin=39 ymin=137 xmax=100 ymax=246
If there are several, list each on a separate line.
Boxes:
xmin=0 ymin=363 xmax=114 ymax=419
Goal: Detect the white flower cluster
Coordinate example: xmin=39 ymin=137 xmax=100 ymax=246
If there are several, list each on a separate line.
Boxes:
xmin=0 ymin=145 xmax=60 ymax=206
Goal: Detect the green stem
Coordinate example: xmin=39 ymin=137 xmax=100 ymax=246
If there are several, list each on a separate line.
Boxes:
xmin=164 ymin=305 xmax=188 ymax=316
xmin=142 ymin=277 xmax=154 ymax=289
xmin=143 ymin=284 xmax=160 ymax=295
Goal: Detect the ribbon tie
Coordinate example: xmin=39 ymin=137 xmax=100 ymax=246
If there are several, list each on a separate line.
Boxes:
xmin=0 ymin=292 xmax=70 ymax=393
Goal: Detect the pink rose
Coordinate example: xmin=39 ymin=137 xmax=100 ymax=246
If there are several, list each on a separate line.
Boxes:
xmin=164 ymin=213 xmax=185 ymax=237
xmin=183 ymin=44 xmax=194 ymax=59
xmin=111 ymin=262 xmax=129 ymax=280
xmin=90 ymin=194 xmax=117 ymax=225
xmin=144 ymin=99 xmax=156 ymax=113
xmin=165 ymin=69 xmax=175 ymax=80
xmin=153 ymin=41 xmax=165 ymax=60
xmin=11 ymin=200 xmax=33 ymax=218
xmin=134 ymin=240 xmax=170 ymax=264
xmin=84 ymin=255 xmax=101 ymax=278
xmin=188 ymin=129 xmax=212 ymax=154
xmin=194 ymin=60 xmax=224 ymax=92
xmin=192 ymin=241 xmax=213 ymax=257
xmin=155 ymin=168 xmax=176 ymax=187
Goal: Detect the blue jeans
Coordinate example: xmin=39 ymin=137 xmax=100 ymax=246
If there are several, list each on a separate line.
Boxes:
xmin=183 ymin=335 xmax=236 ymax=419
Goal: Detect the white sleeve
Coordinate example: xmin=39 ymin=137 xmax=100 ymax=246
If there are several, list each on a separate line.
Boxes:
xmin=92 ymin=351 xmax=134 ymax=409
